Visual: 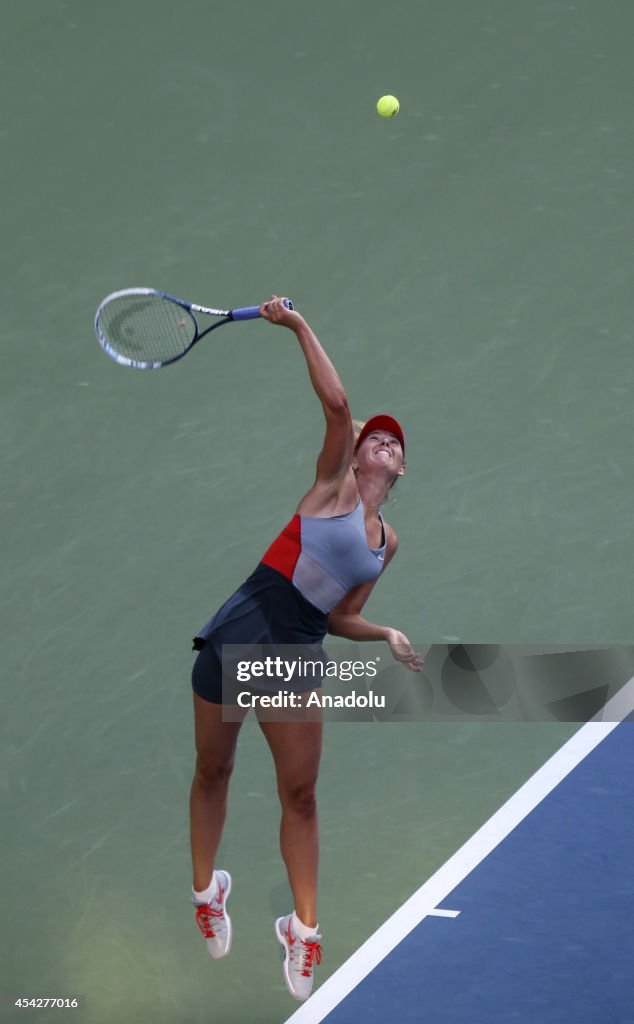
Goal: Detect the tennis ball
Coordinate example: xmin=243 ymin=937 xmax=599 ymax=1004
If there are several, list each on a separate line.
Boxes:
xmin=377 ymin=95 xmax=400 ymax=117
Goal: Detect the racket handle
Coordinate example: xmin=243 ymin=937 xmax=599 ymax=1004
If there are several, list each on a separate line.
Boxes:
xmin=230 ymin=299 xmax=294 ymax=321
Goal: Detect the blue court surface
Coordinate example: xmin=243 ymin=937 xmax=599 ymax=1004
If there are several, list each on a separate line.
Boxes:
xmin=285 ymin=681 xmax=634 ymax=1024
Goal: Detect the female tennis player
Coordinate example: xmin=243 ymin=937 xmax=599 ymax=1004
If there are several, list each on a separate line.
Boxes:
xmin=189 ymin=295 xmax=422 ymax=1001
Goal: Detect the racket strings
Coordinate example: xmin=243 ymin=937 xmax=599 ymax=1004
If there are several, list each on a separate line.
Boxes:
xmin=97 ymin=295 xmax=198 ymax=364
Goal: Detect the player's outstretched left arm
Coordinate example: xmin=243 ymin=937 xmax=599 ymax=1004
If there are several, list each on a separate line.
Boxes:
xmin=327 ymin=528 xmax=423 ymax=672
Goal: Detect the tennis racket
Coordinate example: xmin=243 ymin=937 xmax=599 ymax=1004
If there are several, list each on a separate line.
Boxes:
xmin=94 ymin=287 xmax=293 ymax=369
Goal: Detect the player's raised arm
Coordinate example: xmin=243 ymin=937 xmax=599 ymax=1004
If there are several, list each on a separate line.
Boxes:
xmin=260 ymin=296 xmax=355 ymax=488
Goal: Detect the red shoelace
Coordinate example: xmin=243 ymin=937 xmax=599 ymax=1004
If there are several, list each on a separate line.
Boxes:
xmin=300 ymin=939 xmax=322 ymax=977
xmin=195 ymin=903 xmax=223 ymax=939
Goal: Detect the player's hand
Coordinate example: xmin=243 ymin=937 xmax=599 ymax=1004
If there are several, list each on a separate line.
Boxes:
xmin=259 ymin=294 xmax=303 ymax=329
xmin=386 ymin=629 xmax=424 ymax=672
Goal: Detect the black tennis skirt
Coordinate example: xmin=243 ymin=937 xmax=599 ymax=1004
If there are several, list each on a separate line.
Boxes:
xmin=192 ymin=563 xmax=329 ymax=704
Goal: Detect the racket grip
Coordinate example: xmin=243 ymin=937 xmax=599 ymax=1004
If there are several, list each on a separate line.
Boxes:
xmin=231 ymin=299 xmax=294 ymax=321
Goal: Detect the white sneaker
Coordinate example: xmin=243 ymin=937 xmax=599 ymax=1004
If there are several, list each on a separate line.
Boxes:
xmin=275 ymin=913 xmax=322 ymax=1001
xmin=193 ymin=870 xmax=232 ymax=960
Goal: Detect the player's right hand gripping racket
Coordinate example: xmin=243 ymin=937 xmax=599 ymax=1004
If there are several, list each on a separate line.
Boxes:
xmin=94 ymin=287 xmax=293 ymax=369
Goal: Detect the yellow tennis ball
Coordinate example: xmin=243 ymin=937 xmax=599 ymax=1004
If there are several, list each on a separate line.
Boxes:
xmin=377 ymin=95 xmax=400 ymax=117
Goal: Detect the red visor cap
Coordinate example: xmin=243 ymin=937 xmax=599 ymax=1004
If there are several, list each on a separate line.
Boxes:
xmin=354 ymin=415 xmax=405 ymax=454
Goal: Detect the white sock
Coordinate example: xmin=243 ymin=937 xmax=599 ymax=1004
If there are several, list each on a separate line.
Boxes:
xmin=192 ymin=872 xmax=218 ymax=905
xmin=292 ymin=910 xmax=319 ymax=939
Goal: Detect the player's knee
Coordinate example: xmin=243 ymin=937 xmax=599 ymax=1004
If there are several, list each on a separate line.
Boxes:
xmin=194 ymin=755 xmax=234 ymax=791
xmin=281 ymin=780 xmax=317 ymax=819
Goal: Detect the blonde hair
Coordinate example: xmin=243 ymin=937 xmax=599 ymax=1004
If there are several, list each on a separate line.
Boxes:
xmin=352 ymin=418 xmax=366 ymax=445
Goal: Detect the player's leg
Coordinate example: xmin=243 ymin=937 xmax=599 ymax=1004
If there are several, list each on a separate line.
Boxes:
xmin=190 ymin=691 xmax=245 ymax=891
xmin=189 ymin=643 xmax=248 ymax=959
xmin=258 ymin=707 xmax=322 ymax=923
xmin=258 ymin=700 xmax=323 ymax=999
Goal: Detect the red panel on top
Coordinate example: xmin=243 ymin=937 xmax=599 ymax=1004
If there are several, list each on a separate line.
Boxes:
xmin=261 ymin=514 xmax=302 ymax=580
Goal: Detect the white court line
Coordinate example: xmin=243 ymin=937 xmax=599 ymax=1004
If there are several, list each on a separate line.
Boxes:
xmin=283 ymin=675 xmax=634 ymax=1024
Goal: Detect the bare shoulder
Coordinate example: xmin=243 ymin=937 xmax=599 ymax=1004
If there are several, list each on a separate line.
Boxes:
xmin=296 ymin=468 xmax=358 ymax=517
xmin=383 ymin=521 xmax=399 ymax=563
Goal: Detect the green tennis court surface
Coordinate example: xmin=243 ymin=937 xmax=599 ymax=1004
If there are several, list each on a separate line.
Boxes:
xmin=2 ymin=1 xmax=633 ymax=1021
